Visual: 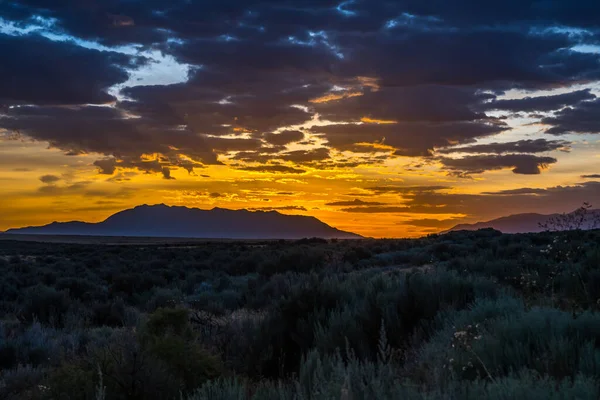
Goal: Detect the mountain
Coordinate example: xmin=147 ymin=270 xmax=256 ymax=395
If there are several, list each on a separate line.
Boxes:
xmin=4 ymin=204 xmax=362 ymax=239
xmin=446 ymin=209 xmax=600 ymax=234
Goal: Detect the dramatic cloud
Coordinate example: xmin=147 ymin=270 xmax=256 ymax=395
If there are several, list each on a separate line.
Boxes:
xmin=231 ymin=149 xmax=284 ymax=164
xmin=401 ymin=181 xmax=600 ymax=218
xmin=542 ymin=99 xmax=600 ymax=135
xmin=315 ymin=86 xmax=491 ymax=123
xmin=0 ymin=34 xmax=134 ymax=105
xmin=2 ymin=0 xmax=599 ymax=175
xmin=0 ymin=105 xmax=219 ymax=175
xmin=2 ymin=0 xmax=600 ymax=236
xmin=263 ymin=130 xmax=305 ymax=146
xmin=482 ymin=89 xmax=596 ymax=112
xmin=280 ymin=148 xmax=331 ymax=163
xmin=440 ymin=154 xmax=557 ymax=176
xmin=314 ymin=121 xmax=508 ymax=157
xmin=438 ymin=139 xmax=571 ymax=155
xmin=5 ymin=0 xmax=600 ymax=49
xmin=337 ymin=30 xmax=600 ymax=89
xmin=339 ymin=182 xmax=600 ymax=219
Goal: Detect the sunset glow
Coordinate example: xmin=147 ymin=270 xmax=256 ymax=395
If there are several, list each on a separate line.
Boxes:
xmin=1 ymin=2 xmax=600 ymax=237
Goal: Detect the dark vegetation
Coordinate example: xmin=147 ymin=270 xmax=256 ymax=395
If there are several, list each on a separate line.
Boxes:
xmin=1 ymin=225 xmax=600 ymax=399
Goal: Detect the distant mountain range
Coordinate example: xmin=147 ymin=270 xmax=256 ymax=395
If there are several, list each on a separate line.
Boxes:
xmin=446 ymin=209 xmax=600 ymax=234
xmin=4 ymin=204 xmax=362 ymax=239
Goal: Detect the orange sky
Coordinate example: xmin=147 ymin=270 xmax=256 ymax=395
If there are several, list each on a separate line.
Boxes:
xmin=2 ymin=107 xmax=599 ymax=238
xmin=2 ymin=6 xmax=600 ymax=238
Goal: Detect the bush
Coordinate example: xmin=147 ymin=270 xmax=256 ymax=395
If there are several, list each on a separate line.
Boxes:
xmin=1 ymin=229 xmax=600 ymax=399
xmin=21 ymin=285 xmax=71 ymax=327
xmin=0 ymin=365 xmax=46 ymax=400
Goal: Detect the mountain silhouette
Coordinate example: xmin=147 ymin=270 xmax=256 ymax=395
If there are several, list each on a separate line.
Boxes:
xmin=446 ymin=209 xmax=600 ymax=234
xmin=4 ymin=204 xmax=362 ymax=239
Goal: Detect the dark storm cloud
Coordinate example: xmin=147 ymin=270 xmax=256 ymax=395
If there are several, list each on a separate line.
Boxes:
xmin=0 ymin=105 xmax=219 ymax=175
xmin=581 ymin=174 xmax=600 ymax=179
xmin=231 ymin=148 xmax=284 ymax=163
xmin=170 ymin=37 xmax=339 ymax=77
xmin=280 ymin=148 xmax=330 ymax=163
xmin=0 ymin=0 xmax=346 ymax=46
xmin=313 ymin=121 xmax=508 ymax=157
xmin=205 ymin=137 xmax=263 ymax=153
xmin=311 ymin=86 xmax=509 ymax=158
xmin=3 ymin=0 xmax=600 ymax=179
xmin=0 ymin=34 xmax=134 ymax=105
xmin=439 ymin=154 xmax=557 ymax=175
xmin=315 ymin=86 xmax=491 ymax=123
xmin=122 ymin=70 xmax=321 ymax=137
xmin=542 ymin=99 xmax=600 ymax=135
xmin=0 ymin=0 xmax=167 ymax=45
xmin=336 ymin=30 xmax=600 ymax=89
xmin=438 ymin=139 xmax=571 ymax=155
xmin=1 ymin=106 xmax=144 ymax=155
xmin=94 ymin=157 xmax=175 ymax=176
xmin=325 ymin=199 xmax=387 ymax=206
xmin=6 ymin=0 xmax=600 ymax=47
xmin=391 ymin=0 xmax=600 ymax=29
xmin=263 ymin=130 xmax=305 ymax=146
xmin=482 ymin=89 xmax=596 ymax=112
xmin=307 ymin=157 xmax=385 ymax=170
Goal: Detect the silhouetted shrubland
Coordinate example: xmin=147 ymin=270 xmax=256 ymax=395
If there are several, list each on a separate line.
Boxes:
xmin=0 ymin=229 xmax=599 ymax=398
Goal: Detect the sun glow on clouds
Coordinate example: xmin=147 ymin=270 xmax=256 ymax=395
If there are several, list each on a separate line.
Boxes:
xmin=1 ymin=4 xmax=600 ymax=237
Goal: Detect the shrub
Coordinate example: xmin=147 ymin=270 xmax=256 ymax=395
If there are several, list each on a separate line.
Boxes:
xmin=20 ymin=285 xmax=71 ymax=327
xmin=0 ymin=365 xmax=46 ymax=400
xmin=144 ymin=307 xmax=192 ymax=338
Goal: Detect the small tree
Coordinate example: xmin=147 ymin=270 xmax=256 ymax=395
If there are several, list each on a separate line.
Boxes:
xmin=539 ymin=202 xmax=599 ymax=232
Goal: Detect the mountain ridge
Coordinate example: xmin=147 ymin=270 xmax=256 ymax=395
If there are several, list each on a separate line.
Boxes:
xmin=445 ymin=209 xmax=600 ymax=234
xmin=4 ymin=204 xmax=362 ymax=239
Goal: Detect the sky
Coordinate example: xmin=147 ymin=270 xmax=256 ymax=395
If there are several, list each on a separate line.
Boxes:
xmin=1 ymin=1 xmax=600 ymax=238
